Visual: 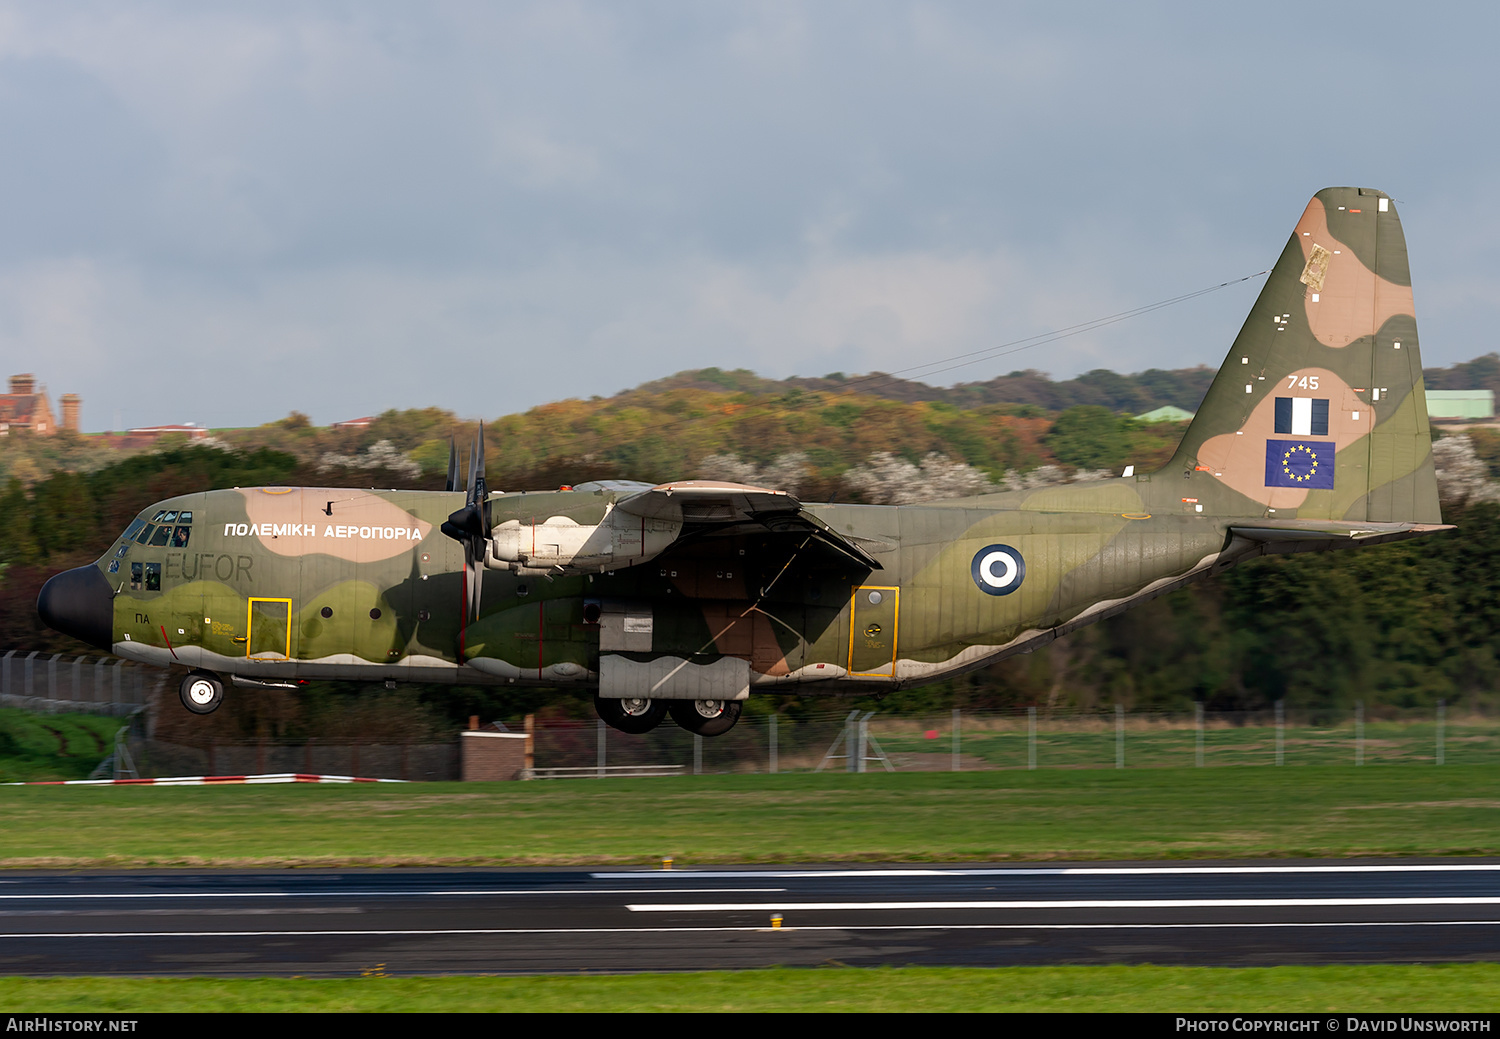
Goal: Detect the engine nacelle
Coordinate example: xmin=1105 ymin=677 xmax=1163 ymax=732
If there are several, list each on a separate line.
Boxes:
xmin=486 ymin=507 xmax=681 ymax=573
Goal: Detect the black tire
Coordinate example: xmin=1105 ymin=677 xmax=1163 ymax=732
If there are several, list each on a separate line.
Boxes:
xmin=668 ymin=698 xmax=742 ymax=737
xmin=179 ymin=670 xmax=224 ymax=715
xmin=594 ymin=694 xmax=668 ymax=734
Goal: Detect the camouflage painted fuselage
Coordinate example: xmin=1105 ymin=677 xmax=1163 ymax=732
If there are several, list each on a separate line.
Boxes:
xmin=58 ymin=187 xmax=1450 ymax=700
xmin=102 ymin=480 xmax=1226 ymax=690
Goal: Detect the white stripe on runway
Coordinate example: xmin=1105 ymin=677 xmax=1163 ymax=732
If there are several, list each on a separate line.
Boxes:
xmin=0 ymin=888 xmax=784 ymax=900
xmin=7 ymin=920 xmax=1500 ymax=939
xmin=627 ymin=897 xmax=1500 ymax=912
xmin=594 ymin=864 xmax=1500 ymax=879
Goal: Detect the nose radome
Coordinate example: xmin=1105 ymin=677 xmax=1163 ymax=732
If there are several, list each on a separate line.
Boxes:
xmin=37 ymin=565 xmax=115 ymax=651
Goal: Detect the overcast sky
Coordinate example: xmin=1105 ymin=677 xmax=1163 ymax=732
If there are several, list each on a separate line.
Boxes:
xmin=0 ymin=1 xmax=1495 ymax=431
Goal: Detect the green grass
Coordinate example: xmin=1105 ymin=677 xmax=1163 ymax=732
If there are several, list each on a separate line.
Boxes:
xmin=2 ymin=765 xmax=1499 ymax=867
xmin=0 ymin=708 xmax=120 ymax=783
xmin=2 ymin=965 xmax=1499 ymax=1012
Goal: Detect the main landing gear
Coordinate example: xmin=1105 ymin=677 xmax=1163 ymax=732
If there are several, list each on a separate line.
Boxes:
xmin=593 ymin=695 xmax=742 ymax=736
xmin=668 ymin=698 xmax=741 ymax=737
xmin=179 ymin=670 xmax=225 ymax=715
xmin=592 ymin=695 xmax=668 ymax=734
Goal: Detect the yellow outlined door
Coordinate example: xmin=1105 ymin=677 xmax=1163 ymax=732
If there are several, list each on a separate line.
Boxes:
xmin=247 ymin=597 xmax=292 ymax=660
xmin=848 ymin=585 xmax=899 ymax=676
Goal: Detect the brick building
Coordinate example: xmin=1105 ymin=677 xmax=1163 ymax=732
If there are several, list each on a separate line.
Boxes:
xmin=0 ymin=374 xmax=78 ymax=436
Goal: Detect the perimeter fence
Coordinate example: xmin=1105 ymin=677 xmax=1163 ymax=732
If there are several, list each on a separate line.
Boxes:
xmin=526 ymin=701 xmax=1494 ymax=777
xmin=0 ymin=650 xmax=159 ymax=715
xmin=1 ymin=650 xmax=1492 ymax=779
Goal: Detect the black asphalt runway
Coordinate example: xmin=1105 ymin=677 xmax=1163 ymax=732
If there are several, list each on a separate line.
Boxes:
xmin=2 ymin=860 xmax=1500 ymax=975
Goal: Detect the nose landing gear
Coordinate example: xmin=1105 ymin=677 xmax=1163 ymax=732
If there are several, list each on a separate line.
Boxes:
xmin=179 ymin=670 xmax=225 ymax=715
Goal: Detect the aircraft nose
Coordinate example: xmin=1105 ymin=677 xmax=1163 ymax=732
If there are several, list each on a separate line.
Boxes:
xmin=37 ymin=565 xmax=115 ymax=651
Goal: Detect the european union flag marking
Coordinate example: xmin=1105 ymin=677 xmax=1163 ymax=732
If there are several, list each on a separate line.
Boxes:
xmin=1265 ymin=439 xmax=1335 ymax=489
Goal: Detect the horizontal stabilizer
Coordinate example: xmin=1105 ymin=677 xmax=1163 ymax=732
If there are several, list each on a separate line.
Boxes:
xmin=1228 ymin=518 xmax=1452 ymax=552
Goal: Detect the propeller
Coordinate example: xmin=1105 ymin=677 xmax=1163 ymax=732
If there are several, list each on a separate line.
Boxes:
xmin=440 ymin=425 xmax=490 ymax=658
xmin=444 ymin=435 xmax=460 ymax=492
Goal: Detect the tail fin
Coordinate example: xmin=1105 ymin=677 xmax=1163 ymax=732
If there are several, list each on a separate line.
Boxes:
xmin=1168 ymin=187 xmax=1440 ymax=524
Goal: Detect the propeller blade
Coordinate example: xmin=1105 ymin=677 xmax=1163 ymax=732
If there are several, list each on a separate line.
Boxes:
xmin=447 ymin=424 xmax=494 ymax=657
xmin=467 ymin=427 xmax=481 ymax=503
xmin=445 ymin=436 xmax=460 ymax=492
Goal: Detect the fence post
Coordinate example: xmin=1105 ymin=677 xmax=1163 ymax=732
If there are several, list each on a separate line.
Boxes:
xmin=1275 ymin=700 xmax=1284 ymax=767
xmin=951 ymin=707 xmax=960 ymax=772
xmin=1195 ymin=702 xmax=1204 ymax=767
xmin=523 ymin=713 xmax=535 ymax=780
xmin=846 ymin=713 xmax=858 ymax=772
xmin=1436 ymin=700 xmax=1445 ymax=766
xmin=47 ymin=654 xmax=59 ymax=710
xmin=1027 ymin=706 xmax=1037 ymax=771
xmin=694 ymin=734 xmax=703 ymax=775
xmin=0 ymin=650 xmax=10 ymax=697
xmin=596 ymin=718 xmax=606 ymax=778
xmin=769 ymin=712 xmax=778 ymax=774
xmin=1115 ymin=704 xmax=1124 ymax=769
xmin=1355 ymin=700 xmax=1364 ymax=767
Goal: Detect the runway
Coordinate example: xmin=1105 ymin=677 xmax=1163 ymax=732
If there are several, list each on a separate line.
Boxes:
xmin=2 ymin=860 xmax=1499 ymax=975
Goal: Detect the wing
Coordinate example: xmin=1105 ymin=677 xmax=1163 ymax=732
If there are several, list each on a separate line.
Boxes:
xmin=615 ymin=480 xmax=883 ymax=570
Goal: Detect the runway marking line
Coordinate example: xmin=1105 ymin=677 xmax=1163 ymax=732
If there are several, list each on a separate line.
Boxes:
xmin=9 ymin=920 xmax=1500 ymax=939
xmin=593 ymin=865 xmax=1500 ymax=879
xmin=0 ymin=888 xmax=785 ymax=900
xmin=627 ymin=898 xmax=1500 ymax=912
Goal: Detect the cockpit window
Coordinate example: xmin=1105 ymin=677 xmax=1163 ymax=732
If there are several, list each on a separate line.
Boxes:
xmin=171 ymin=526 xmax=191 ymax=548
xmin=159 ymin=511 xmax=179 ymax=524
xmin=176 ymin=511 xmax=193 ymax=524
xmin=149 ymin=525 xmax=172 ymax=547
xmin=134 ymin=524 xmax=155 ymax=545
xmin=122 ymin=520 xmax=147 ymax=543
xmin=144 ymin=562 xmax=161 ymax=592
xmin=151 ymin=510 xmax=170 ymax=523
xmin=130 ymin=562 xmax=142 ymax=591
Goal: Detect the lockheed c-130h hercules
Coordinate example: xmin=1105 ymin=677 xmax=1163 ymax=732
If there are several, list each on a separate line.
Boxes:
xmin=39 ymin=187 xmax=1448 ymax=737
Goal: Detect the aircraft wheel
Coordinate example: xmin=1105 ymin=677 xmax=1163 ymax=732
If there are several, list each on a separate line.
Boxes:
xmin=594 ymin=695 xmax=667 ymax=734
xmin=179 ymin=670 xmax=225 ymax=715
xmin=668 ymin=698 xmax=742 ymax=737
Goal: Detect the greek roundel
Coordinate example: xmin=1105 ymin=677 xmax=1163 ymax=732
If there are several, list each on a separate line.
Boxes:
xmin=971 ymin=544 xmax=1026 ymax=596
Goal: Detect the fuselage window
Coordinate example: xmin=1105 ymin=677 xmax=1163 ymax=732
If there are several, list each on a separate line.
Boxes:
xmin=130 ymin=562 xmax=142 ymax=591
xmin=145 ymin=562 xmax=161 ymax=592
xmin=149 ymin=525 xmax=172 ymax=547
xmin=171 ymin=526 xmax=191 ymax=548
xmin=134 ymin=524 xmax=155 ymax=545
xmin=115 ymin=543 xmax=130 ymax=559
